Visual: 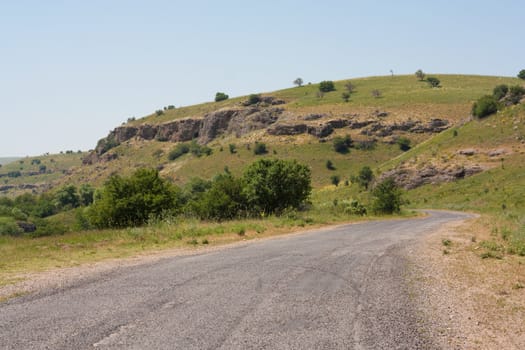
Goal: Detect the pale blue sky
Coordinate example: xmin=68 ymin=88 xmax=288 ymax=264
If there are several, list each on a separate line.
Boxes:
xmin=1 ymin=0 xmax=523 ymax=157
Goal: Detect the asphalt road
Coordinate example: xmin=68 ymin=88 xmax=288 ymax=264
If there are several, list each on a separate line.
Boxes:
xmin=0 ymin=210 xmax=470 ymax=349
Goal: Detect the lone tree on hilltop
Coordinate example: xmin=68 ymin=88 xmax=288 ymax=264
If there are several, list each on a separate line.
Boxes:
xmin=215 ymin=92 xmax=229 ymax=102
xmin=518 ymin=69 xmax=525 ymax=80
xmin=319 ymin=80 xmax=336 ymax=92
xmin=293 ymin=77 xmax=304 ymax=87
xmin=415 ymin=69 xmax=425 ymax=81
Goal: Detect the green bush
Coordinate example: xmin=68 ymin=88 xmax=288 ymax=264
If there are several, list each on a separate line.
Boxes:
xmin=253 ymin=142 xmax=268 ymax=155
xmin=168 ymin=143 xmax=190 ymax=160
xmin=247 ymin=94 xmax=261 ymax=105
xmin=189 ymin=173 xmax=245 ymax=221
xmin=0 ymin=217 xmax=23 ymax=236
xmin=507 ymin=85 xmax=525 ymax=104
xmin=189 ymin=141 xmax=212 ymax=157
xmin=341 ymin=199 xmax=367 ymax=216
xmin=319 ymin=80 xmax=335 ymax=92
xmin=330 ymin=175 xmax=340 ymax=186
xmin=326 ymin=160 xmax=335 ymax=170
xmin=228 ymin=144 xmax=237 ymax=154
xmin=493 ymin=84 xmax=508 ymax=100
xmin=518 ymin=69 xmax=525 ymax=80
xmin=396 ymin=137 xmax=411 ymax=151
xmin=215 ymin=92 xmax=229 ymax=102
xmin=88 ymin=168 xmax=182 ymax=228
xmin=371 ymin=177 xmax=402 ymax=214
xmin=341 ymin=92 xmax=350 ymax=102
xmin=333 ymin=135 xmax=353 ymax=153
xmin=427 ymin=77 xmax=440 ymax=88
xmin=242 ymin=159 xmax=311 ymax=215
xmin=472 ymin=95 xmax=499 ymax=118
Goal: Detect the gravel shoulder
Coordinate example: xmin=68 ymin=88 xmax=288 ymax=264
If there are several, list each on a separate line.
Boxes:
xmin=409 ymin=216 xmax=525 ymax=349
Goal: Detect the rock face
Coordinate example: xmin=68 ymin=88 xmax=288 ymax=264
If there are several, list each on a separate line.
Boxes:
xmin=379 ymin=164 xmax=484 ymax=189
xmin=84 ymin=105 xmax=284 ymax=164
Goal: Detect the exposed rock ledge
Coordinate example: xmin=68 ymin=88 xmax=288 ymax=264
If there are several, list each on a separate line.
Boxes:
xmin=379 ymin=164 xmax=484 ymax=189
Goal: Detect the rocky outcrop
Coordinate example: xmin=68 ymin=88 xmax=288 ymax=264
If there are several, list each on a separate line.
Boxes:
xmin=379 ymin=164 xmax=484 ymax=189
xmin=361 ymin=119 xmax=449 ymax=137
xmin=267 ymin=123 xmax=307 ymax=136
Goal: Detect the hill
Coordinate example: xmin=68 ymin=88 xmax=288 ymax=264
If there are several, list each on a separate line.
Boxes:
xmin=57 ymin=74 xmax=521 ymax=188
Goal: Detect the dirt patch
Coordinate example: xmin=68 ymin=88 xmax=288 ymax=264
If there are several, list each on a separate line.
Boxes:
xmin=409 ymin=218 xmax=525 ymax=349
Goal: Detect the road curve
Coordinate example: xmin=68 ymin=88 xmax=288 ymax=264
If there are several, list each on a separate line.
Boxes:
xmin=0 ymin=210 xmax=471 ymax=349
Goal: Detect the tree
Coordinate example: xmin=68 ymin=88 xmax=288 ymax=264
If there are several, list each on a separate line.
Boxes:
xmin=78 ymin=184 xmax=95 ymax=206
xmin=215 ymin=92 xmax=229 ymax=102
xmin=88 ymin=168 xmax=181 ymax=228
xmin=319 ymin=80 xmax=335 ymax=92
xmin=472 ymin=95 xmax=499 ymax=118
xmin=415 ymin=69 xmax=425 ymax=81
xmin=371 ymin=177 xmax=402 ymax=214
xmin=518 ymin=69 xmax=525 ymax=80
xmin=242 ymin=159 xmax=311 ymax=215
xmin=355 ymin=166 xmax=374 ymax=190
xmin=293 ymin=77 xmax=304 ymax=87
xmin=427 ymin=77 xmax=440 ymax=88
xmin=228 ymin=144 xmax=237 ymax=154
xmin=342 ymin=92 xmax=351 ymax=102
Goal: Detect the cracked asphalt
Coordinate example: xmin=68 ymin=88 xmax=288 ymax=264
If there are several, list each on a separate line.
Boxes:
xmin=0 ymin=210 xmax=471 ymax=349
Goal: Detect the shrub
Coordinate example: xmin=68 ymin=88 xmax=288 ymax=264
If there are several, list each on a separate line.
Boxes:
xmin=493 ymin=84 xmax=508 ymax=100
xmin=472 ymin=95 xmax=499 ymax=118
xmin=53 ymin=185 xmax=80 ymax=210
xmin=247 ymin=94 xmax=261 ymax=105
xmin=518 ymin=69 xmax=525 ymax=80
xmin=96 ymin=135 xmax=119 ymax=154
xmin=168 ymin=143 xmax=190 ymax=160
xmin=396 ymin=137 xmax=411 ymax=151
xmin=330 ymin=175 xmax=340 ymax=186
xmin=215 ymin=92 xmax=229 ymax=102
xmin=189 ymin=141 xmax=212 ymax=157
xmin=341 ymin=199 xmax=367 ymax=216
xmin=333 ymin=135 xmax=353 ymax=153
xmin=253 ymin=142 xmax=268 ymax=155
xmin=326 ymin=160 xmax=335 ymax=170
xmin=242 ymin=159 xmax=311 ymax=215
xmin=507 ymin=85 xmax=525 ymax=104
xmin=319 ymin=80 xmax=335 ymax=92
xmin=88 ymin=168 xmax=182 ymax=228
xmin=371 ymin=177 xmax=402 ymax=214
xmin=155 ymin=109 xmax=164 ymax=116
xmin=293 ymin=78 xmax=303 ymax=87
xmin=229 ymin=144 xmax=237 ymax=154
xmin=0 ymin=217 xmax=23 ymax=236
xmin=341 ymin=92 xmax=351 ymax=102
xmin=427 ymin=77 xmax=440 ymax=87
xmin=189 ymin=173 xmax=245 ymax=221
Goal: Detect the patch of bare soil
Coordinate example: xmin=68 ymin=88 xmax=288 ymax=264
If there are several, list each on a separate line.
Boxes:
xmin=409 ymin=218 xmax=525 ymax=349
